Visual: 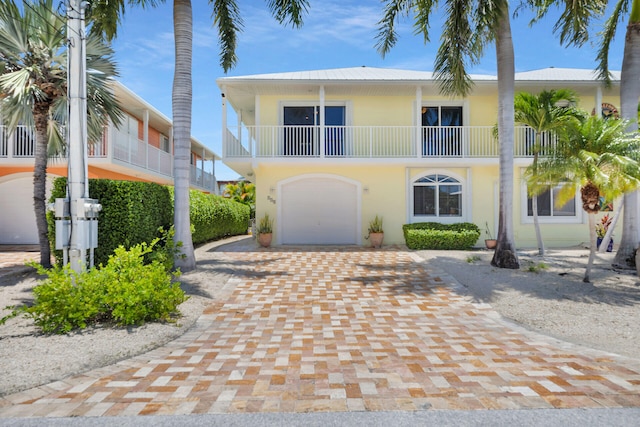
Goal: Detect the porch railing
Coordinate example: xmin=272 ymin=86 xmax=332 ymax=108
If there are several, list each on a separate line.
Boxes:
xmin=224 ymin=125 xmax=557 ymax=159
xmin=1 ymin=125 xmax=216 ymax=192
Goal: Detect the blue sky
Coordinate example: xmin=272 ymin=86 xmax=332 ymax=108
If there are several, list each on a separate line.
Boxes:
xmin=109 ymin=1 xmax=625 ymax=181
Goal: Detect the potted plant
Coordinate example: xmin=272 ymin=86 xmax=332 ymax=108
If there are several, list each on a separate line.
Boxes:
xmin=595 ymin=214 xmax=613 ymax=252
xmin=257 ymin=213 xmax=274 ymax=247
xmin=484 ymin=222 xmax=497 ymax=249
xmin=366 ymin=215 xmax=384 ymax=248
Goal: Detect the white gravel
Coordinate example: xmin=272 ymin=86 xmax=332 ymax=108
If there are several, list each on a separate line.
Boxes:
xmin=1 ymin=237 xmax=639 ymax=397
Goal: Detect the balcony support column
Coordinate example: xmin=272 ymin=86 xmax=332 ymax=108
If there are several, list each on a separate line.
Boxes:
xmin=595 ymin=86 xmax=603 ymax=117
xmin=255 ymin=94 xmax=260 ymax=157
xmin=415 ymin=86 xmax=422 ymax=158
xmin=319 ymin=85 xmax=325 ymax=158
xmin=221 ymin=87 xmax=227 ymax=157
xmin=201 ymin=147 xmax=205 ymax=188
xmin=143 ymin=109 xmax=149 ymax=168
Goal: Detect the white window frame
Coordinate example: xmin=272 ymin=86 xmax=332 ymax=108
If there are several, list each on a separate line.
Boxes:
xmin=409 ymin=170 xmax=468 ymax=223
xmin=520 ymin=178 xmax=583 ymax=224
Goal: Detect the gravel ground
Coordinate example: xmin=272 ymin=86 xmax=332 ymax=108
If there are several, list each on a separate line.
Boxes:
xmin=417 ymin=246 xmax=640 ymax=359
xmin=1 ymin=237 xmax=639 ymax=397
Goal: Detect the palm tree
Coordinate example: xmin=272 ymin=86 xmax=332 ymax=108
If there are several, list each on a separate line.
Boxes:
xmin=592 ymin=0 xmax=640 ymax=268
xmin=376 ymin=1 xmax=604 ymax=268
xmin=88 ymin=0 xmax=308 ymax=271
xmin=223 ymin=180 xmax=256 ymax=218
xmin=514 ymin=89 xmax=582 ymax=256
xmin=526 ymin=114 xmax=640 ymax=282
xmin=376 ymin=0 xmax=517 ymax=268
xmin=0 ymin=0 xmax=122 ymax=268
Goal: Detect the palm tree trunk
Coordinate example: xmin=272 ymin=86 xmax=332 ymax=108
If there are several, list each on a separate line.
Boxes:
xmin=33 ymin=108 xmax=52 ymax=268
xmin=172 ymin=0 xmax=196 ymax=271
xmin=531 ymin=151 xmax=545 ymax=256
xmin=584 ymin=212 xmax=598 ymax=283
xmin=613 ymin=6 xmax=640 ymax=268
xmin=490 ymin=4 xmax=519 ymax=269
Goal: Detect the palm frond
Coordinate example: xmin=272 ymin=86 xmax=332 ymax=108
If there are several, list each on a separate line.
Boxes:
xmin=266 ymin=0 xmax=309 ymax=27
xmin=211 ymin=0 xmax=243 ymax=72
xmin=596 ymin=0 xmax=627 ymax=85
xmin=375 ymin=0 xmax=413 ymax=57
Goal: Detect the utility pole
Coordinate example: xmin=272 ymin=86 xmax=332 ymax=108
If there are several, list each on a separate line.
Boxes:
xmin=54 ymin=0 xmax=100 ymax=273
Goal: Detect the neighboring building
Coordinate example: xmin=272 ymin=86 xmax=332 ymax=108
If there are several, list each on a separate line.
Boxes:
xmin=0 ymin=81 xmax=219 ymax=245
xmin=216 ymin=66 xmax=625 ymax=248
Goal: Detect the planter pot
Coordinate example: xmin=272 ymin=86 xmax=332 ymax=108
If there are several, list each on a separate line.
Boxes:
xmin=596 ymin=237 xmax=613 ymax=252
xmin=485 ymin=239 xmax=497 ymax=249
xmin=258 ymin=233 xmax=272 ymax=248
xmin=369 ymin=232 xmax=384 ymax=248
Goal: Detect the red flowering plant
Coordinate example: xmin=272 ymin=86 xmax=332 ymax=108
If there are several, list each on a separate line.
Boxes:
xmin=595 ymin=214 xmax=612 ymax=238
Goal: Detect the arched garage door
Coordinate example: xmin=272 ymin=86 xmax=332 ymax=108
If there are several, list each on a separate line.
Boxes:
xmin=280 ymin=176 xmax=359 ymax=245
xmin=0 ymin=175 xmax=52 ymax=244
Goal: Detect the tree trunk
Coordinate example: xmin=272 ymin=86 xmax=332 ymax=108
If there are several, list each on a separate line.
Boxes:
xmin=172 ymin=0 xmax=196 ymax=271
xmin=584 ymin=212 xmax=598 ymax=283
xmin=490 ymin=5 xmax=520 ymax=269
xmin=33 ymin=107 xmax=52 ymax=269
xmin=613 ymin=17 xmax=640 ymax=268
xmin=531 ymin=149 xmax=545 ymax=256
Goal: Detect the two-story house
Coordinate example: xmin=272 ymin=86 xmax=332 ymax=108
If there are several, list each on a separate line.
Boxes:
xmin=0 ymin=81 xmax=219 ymax=245
xmin=217 ymin=67 xmax=621 ymax=247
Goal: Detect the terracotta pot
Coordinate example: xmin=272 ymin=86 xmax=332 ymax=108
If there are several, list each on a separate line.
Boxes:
xmin=258 ymin=233 xmax=272 ymax=248
xmin=369 ymin=232 xmax=384 ymax=248
xmin=485 ymin=239 xmax=497 ymax=249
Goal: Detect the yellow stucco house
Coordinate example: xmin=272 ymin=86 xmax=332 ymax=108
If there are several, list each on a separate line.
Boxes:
xmin=0 ymin=81 xmax=219 ymax=245
xmin=217 ymin=67 xmax=620 ymax=247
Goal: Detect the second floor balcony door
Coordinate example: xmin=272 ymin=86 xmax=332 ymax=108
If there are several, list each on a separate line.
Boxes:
xmin=422 ymin=106 xmax=463 ymax=156
xmin=283 ymin=105 xmax=346 ymax=156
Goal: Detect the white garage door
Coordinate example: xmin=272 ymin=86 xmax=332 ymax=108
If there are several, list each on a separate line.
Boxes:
xmin=0 ymin=176 xmax=44 ymax=244
xmin=280 ymin=176 xmax=359 ymax=245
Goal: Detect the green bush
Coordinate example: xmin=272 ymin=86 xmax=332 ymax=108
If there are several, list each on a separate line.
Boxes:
xmin=48 ymin=179 xmax=249 ymax=266
xmin=48 ymin=178 xmax=172 ymax=267
xmin=177 ymin=188 xmax=249 ymax=245
xmin=402 ymin=222 xmax=481 ymax=250
xmin=3 ymin=242 xmax=186 ymax=334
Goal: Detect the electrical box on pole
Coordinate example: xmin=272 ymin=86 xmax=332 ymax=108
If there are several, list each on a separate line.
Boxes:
xmin=66 ymin=0 xmax=99 ymax=271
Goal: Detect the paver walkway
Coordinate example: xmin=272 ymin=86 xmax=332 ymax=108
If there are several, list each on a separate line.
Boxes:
xmin=1 ymin=247 xmax=640 ymax=418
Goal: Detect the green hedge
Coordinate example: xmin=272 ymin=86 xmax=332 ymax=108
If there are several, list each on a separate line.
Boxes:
xmin=48 ymin=179 xmax=249 ymax=266
xmin=175 ymin=188 xmax=249 ymax=245
xmin=402 ymin=222 xmax=481 ymax=250
xmin=48 ymin=178 xmax=172 ymax=267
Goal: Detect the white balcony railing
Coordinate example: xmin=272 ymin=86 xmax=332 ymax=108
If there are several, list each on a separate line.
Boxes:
xmin=1 ymin=125 xmax=216 ymax=192
xmin=224 ymin=125 xmax=557 ymax=159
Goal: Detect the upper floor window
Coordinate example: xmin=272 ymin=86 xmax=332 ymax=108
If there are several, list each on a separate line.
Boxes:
xmin=413 ymin=174 xmax=462 ymax=217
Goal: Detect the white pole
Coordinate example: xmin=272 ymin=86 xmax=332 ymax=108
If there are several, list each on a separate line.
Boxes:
xmin=67 ymin=0 xmax=88 ymax=273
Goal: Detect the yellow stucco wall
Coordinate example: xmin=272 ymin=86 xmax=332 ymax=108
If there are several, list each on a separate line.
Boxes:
xmin=254 ymin=163 xmax=594 ymax=248
xmin=248 ymin=88 xmax=615 ymax=249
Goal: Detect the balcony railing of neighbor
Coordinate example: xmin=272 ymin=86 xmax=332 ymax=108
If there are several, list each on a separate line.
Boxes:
xmin=223 ymin=125 xmax=557 ymax=159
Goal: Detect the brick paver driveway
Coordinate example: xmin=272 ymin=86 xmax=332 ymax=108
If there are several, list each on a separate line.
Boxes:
xmin=1 ymin=246 xmax=639 ymax=417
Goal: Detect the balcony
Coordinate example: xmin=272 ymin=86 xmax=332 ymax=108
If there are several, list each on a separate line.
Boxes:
xmin=1 ymin=125 xmax=216 ymax=193
xmin=223 ymin=125 xmax=555 ymax=160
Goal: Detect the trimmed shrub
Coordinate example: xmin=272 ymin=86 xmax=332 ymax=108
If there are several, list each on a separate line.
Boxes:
xmin=174 ymin=188 xmax=249 ymax=245
xmin=403 ymin=222 xmax=481 ymax=250
xmin=48 ymin=179 xmax=249 ymax=266
xmin=48 ymin=178 xmax=172 ymax=267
